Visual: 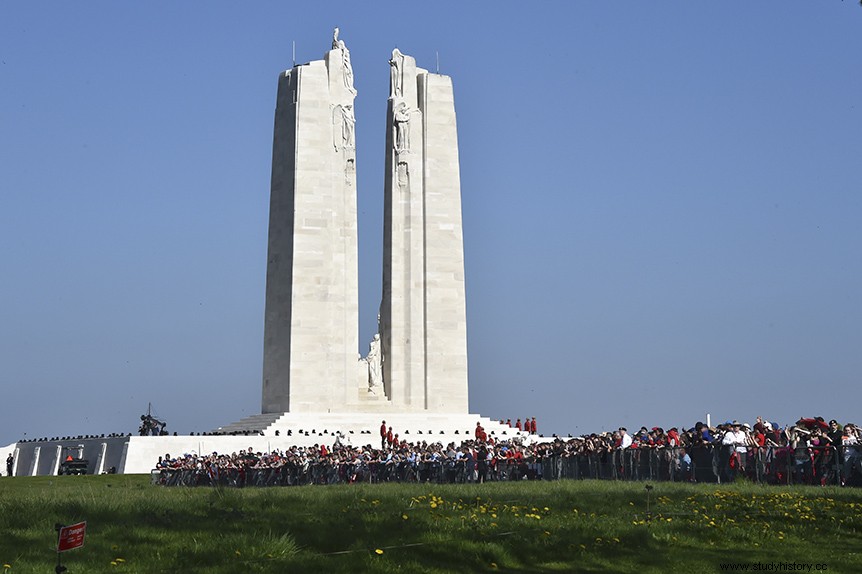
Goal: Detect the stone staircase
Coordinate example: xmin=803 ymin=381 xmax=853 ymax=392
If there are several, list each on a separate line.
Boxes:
xmin=210 ymin=412 xmax=286 ymax=435
xmin=212 ymin=412 xmax=534 ymax=447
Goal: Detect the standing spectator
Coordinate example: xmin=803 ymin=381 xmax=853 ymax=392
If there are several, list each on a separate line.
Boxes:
xmin=789 ymin=422 xmax=813 ymax=484
xmin=828 ymin=419 xmax=844 ymax=469
xmin=380 ymin=420 xmax=387 ymax=450
xmin=6 ymin=453 xmax=13 ymax=477
xmin=667 ymin=427 xmax=680 ymax=447
xmin=676 ymin=448 xmax=692 ymax=481
xmin=828 ymin=419 xmax=843 ymax=444
xmin=842 ymin=423 xmax=861 ymax=485
xmin=515 ymin=418 xmax=522 ymax=431
xmin=530 ymin=417 xmax=537 ymax=435
xmin=618 ymin=428 xmax=632 ymax=449
xmin=506 ymin=419 xmax=512 ymax=428
xmin=386 ymin=426 xmax=394 ymax=448
xmin=475 ymin=422 xmax=484 ymax=441
xmin=721 ymin=421 xmax=747 ymax=482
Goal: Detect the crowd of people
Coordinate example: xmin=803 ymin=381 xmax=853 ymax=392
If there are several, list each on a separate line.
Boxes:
xmin=153 ymin=415 xmax=862 ymax=488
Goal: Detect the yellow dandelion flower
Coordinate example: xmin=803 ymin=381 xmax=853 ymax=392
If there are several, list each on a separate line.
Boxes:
xmin=110 ymin=562 xmax=118 ymax=567
xmin=490 ymin=563 xmax=498 ymax=569
xmin=430 ymin=502 xmax=438 ymax=509
xmin=3 ymin=566 xmax=11 ymax=570
xmin=115 ymin=558 xmax=125 ymax=563
xmin=402 ymin=514 xmax=409 ymax=520
xmin=235 ymin=550 xmax=241 ymax=556
xmin=491 ymin=513 xmax=497 ymax=518
xmin=375 ymin=548 xmax=384 ymax=555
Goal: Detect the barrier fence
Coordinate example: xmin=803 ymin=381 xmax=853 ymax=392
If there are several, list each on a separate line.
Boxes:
xmin=153 ymin=444 xmax=861 ymax=488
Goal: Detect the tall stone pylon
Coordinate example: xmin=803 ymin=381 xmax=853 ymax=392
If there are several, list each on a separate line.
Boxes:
xmin=379 ymin=49 xmax=470 ymax=412
xmin=262 ymin=29 xmax=360 ymax=413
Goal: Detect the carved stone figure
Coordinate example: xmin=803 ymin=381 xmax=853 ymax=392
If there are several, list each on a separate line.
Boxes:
xmin=332 ymin=27 xmax=339 ymax=49
xmin=334 ymin=104 xmax=355 ymax=150
xmin=366 ymin=333 xmax=383 ymax=390
xmin=393 ymin=102 xmax=411 ymax=153
xmin=337 ymin=39 xmax=357 ymax=95
xmin=389 ymin=48 xmax=404 ymax=99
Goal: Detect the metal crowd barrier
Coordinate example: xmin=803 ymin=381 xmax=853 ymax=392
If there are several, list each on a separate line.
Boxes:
xmin=152 ymin=445 xmax=862 ymax=487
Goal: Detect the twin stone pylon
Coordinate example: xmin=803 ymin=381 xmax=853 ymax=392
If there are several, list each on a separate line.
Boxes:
xmin=262 ymin=33 xmax=469 ymax=416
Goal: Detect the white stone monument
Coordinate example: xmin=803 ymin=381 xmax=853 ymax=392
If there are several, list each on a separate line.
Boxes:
xmin=3 ymin=32 xmax=514 ymax=475
xmin=261 ymin=32 xmax=469 ymax=418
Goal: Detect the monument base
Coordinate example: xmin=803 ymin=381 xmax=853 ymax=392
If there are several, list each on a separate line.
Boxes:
xmin=6 ymin=413 xmax=532 ymax=476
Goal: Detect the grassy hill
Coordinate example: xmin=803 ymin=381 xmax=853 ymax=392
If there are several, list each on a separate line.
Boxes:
xmin=1 ymin=475 xmax=861 ymax=573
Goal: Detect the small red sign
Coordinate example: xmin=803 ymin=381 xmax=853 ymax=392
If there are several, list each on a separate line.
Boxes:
xmin=57 ymin=521 xmax=86 ymax=552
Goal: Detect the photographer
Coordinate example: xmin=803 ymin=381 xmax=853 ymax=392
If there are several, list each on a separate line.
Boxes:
xmin=788 ymin=422 xmax=813 ymax=484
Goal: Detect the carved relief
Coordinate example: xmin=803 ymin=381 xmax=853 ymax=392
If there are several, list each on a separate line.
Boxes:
xmin=389 ymin=48 xmax=404 ymax=99
xmin=329 ymin=28 xmax=357 ymax=95
xmin=333 ymin=104 xmax=355 ymax=151
xmin=393 ymin=102 xmax=411 ymax=153
xmin=397 ymin=161 xmax=409 ymax=189
xmin=345 ymin=158 xmax=355 ymax=185
xmin=337 ymin=40 xmax=357 ymax=95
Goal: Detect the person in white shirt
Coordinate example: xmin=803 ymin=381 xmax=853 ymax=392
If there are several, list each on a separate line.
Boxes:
xmin=721 ymin=421 xmax=747 ymax=481
xmin=618 ymin=427 xmax=632 ymax=449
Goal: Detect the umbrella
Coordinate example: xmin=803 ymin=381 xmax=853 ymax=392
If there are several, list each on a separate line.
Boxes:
xmin=798 ymin=418 xmax=829 ymax=430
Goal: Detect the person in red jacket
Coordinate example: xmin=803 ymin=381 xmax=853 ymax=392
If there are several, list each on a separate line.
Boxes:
xmin=380 ymin=420 xmax=387 ymax=450
xmin=530 ymin=417 xmax=537 ymax=434
xmin=515 ymin=418 xmax=522 ymax=431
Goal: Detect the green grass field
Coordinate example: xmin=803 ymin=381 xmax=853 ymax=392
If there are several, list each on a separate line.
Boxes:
xmin=1 ymin=476 xmax=861 ymax=573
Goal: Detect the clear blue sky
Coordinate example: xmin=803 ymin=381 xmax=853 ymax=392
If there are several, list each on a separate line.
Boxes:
xmin=2 ymin=2 xmax=860 ymax=445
